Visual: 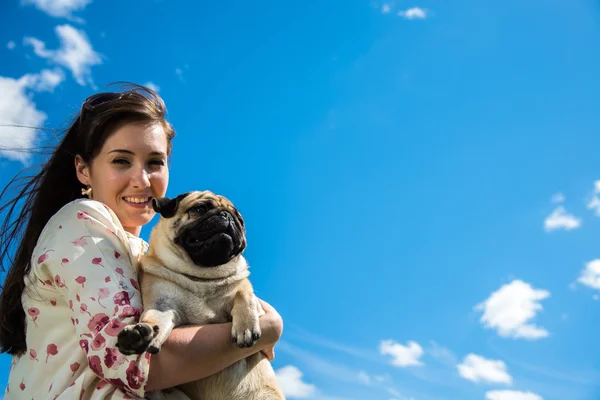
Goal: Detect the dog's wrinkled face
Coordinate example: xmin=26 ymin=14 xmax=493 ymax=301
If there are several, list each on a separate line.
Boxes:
xmin=152 ymin=191 xmax=246 ymax=267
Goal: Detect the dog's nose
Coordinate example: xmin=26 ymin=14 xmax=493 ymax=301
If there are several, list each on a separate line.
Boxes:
xmin=219 ymin=211 xmax=232 ymax=225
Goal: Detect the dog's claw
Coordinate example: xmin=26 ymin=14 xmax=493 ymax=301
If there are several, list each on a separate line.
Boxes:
xmin=231 ymin=326 xmax=261 ymax=348
xmin=117 ymin=323 xmax=159 ymax=355
xmin=147 ymin=345 xmax=160 ymax=354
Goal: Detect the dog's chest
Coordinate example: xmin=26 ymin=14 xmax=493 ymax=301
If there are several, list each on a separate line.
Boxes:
xmin=178 ymin=286 xmax=234 ymax=325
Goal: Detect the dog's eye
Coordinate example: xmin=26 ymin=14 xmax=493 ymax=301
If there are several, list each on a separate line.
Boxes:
xmin=189 ymin=204 xmax=209 ymax=214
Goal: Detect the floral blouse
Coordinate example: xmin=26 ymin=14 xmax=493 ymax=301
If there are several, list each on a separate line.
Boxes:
xmin=5 ymin=199 xmax=163 ymax=399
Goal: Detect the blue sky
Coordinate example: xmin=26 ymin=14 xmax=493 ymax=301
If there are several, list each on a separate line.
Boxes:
xmin=1 ymin=1 xmax=600 ymax=399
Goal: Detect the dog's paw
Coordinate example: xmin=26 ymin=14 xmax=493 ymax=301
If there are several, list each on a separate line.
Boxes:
xmin=117 ymin=323 xmax=159 ymax=355
xmin=231 ymin=316 xmax=261 ymax=348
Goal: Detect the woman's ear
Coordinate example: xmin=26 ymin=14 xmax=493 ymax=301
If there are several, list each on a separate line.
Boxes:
xmin=74 ymin=155 xmax=90 ymax=186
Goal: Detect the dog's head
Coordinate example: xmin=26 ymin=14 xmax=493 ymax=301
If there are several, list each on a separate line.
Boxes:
xmin=152 ymin=191 xmax=246 ymax=268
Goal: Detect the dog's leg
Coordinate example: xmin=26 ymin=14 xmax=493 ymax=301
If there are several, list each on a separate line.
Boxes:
xmin=230 ymin=291 xmax=261 ymax=348
xmin=117 ymin=297 xmax=182 ymax=355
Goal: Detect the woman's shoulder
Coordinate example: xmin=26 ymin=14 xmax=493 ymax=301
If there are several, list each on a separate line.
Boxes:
xmin=41 ymin=199 xmax=147 ymax=256
xmin=51 ymin=199 xmax=120 ymax=226
xmin=38 ymin=199 xmax=125 ymax=244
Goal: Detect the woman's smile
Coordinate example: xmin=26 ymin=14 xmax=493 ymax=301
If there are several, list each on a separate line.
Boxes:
xmin=123 ymin=196 xmax=153 ymax=208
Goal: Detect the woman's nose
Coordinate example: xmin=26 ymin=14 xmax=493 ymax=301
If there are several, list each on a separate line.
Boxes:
xmin=131 ymin=167 xmax=151 ymax=188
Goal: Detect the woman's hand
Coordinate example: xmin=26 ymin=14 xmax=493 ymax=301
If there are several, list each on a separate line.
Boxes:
xmin=257 ymin=298 xmax=283 ymax=361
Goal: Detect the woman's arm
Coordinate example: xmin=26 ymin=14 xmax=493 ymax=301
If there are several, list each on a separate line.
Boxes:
xmin=145 ymin=299 xmax=283 ymax=392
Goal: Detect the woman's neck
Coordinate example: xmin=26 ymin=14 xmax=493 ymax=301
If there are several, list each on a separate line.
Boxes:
xmin=123 ymin=226 xmax=142 ymax=237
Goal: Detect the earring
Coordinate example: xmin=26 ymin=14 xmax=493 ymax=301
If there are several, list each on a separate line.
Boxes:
xmin=81 ymin=185 xmax=92 ymax=199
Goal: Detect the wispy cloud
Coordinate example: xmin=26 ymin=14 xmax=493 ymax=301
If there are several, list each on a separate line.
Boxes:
xmin=176 ymin=67 xmax=185 ymax=82
xmin=427 ymin=341 xmax=458 ymax=367
xmin=387 ymin=387 xmax=417 ymax=400
xmin=486 ymin=337 xmax=600 ymax=388
xmin=379 ymin=340 xmax=424 ymax=367
xmin=397 ymin=7 xmax=427 ymax=20
xmin=357 ymin=371 xmax=371 ymax=385
xmin=7 ymin=41 xmax=16 ymax=50
xmin=21 ymin=0 xmax=92 ymax=22
xmin=143 ymin=81 xmax=160 ymax=93
xmin=284 ymin=324 xmax=381 ymax=363
xmin=381 ymin=3 xmax=392 ymax=14
xmin=24 ymin=24 xmax=102 ymax=87
xmin=577 ymin=259 xmax=600 ymax=290
xmin=586 ymin=180 xmax=600 ymax=216
xmin=485 ymin=390 xmax=542 ymax=400
xmin=550 ymin=192 xmax=565 ymax=203
xmin=457 ymin=354 xmax=512 ymax=384
xmin=275 ymin=365 xmax=317 ymax=398
xmin=278 ymin=341 xmax=365 ymax=384
xmin=544 ymin=205 xmax=581 ymax=231
xmin=474 ymin=280 xmax=550 ymax=340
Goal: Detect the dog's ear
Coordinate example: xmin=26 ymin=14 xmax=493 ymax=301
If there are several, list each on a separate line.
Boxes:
xmin=152 ymin=192 xmax=190 ymax=218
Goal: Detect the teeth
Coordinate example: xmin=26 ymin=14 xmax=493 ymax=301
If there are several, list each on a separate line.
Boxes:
xmin=124 ymin=197 xmax=151 ymax=204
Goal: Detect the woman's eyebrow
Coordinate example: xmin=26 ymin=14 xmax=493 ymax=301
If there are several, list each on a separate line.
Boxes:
xmin=108 ymin=149 xmax=134 ymax=155
xmin=107 ymin=149 xmax=166 ymax=156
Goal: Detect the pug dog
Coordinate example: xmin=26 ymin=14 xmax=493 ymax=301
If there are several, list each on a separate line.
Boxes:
xmin=116 ymin=191 xmax=285 ymax=400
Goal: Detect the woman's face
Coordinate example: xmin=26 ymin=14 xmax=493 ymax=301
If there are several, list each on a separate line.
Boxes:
xmin=76 ymin=122 xmax=170 ymax=236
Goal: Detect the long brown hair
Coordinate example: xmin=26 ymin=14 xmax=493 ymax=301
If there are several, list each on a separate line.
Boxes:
xmin=0 ymin=83 xmax=176 ymax=355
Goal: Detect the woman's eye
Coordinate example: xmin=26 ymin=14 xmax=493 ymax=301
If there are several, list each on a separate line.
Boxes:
xmin=149 ymin=160 xmax=166 ymax=166
xmin=112 ymin=158 xmax=130 ymax=165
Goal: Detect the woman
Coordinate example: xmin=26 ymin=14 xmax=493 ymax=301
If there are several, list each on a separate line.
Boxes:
xmin=0 ymin=85 xmax=283 ymax=399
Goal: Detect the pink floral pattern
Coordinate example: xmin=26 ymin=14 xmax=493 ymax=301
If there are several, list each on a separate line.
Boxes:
xmin=5 ymin=199 xmax=163 ymax=399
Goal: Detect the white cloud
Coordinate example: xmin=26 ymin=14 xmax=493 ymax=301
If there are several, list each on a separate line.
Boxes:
xmin=24 ymin=37 xmax=52 ymax=58
xmin=144 ymin=81 xmax=160 ymax=93
xmin=21 ymin=0 xmax=92 ymax=22
xmin=397 ymin=7 xmax=427 ymax=19
xmin=577 ymin=259 xmax=600 ymax=290
xmin=24 ymin=24 xmax=102 ymax=87
xmin=0 ymin=73 xmax=56 ymax=163
xmin=587 ymin=180 xmax=600 ymax=216
xmin=550 ymin=192 xmax=565 ymax=203
xmin=21 ymin=68 xmax=65 ymax=92
xmin=485 ymin=390 xmax=543 ymax=400
xmin=544 ymin=206 xmax=581 ymax=231
xmin=474 ymin=280 xmax=550 ymax=340
xmin=379 ymin=340 xmax=423 ymax=367
xmin=381 ymin=3 xmax=392 ymax=14
xmin=275 ymin=365 xmax=317 ymax=398
xmin=7 ymin=41 xmax=16 ymax=50
xmin=457 ymin=354 xmax=512 ymax=384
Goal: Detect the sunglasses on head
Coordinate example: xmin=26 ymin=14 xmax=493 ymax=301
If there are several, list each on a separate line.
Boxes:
xmin=78 ymin=92 xmax=123 ymax=127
